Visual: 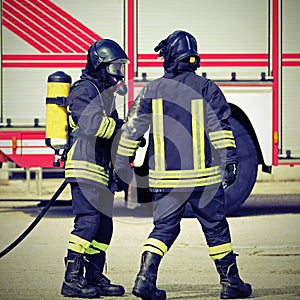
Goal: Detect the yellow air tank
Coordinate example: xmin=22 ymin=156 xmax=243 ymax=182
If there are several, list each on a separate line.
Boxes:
xmin=45 ymin=71 xmax=72 ymax=166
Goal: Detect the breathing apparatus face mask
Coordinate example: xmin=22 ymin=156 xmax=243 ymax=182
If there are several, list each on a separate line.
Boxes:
xmin=106 ymin=58 xmax=128 ymax=95
xmin=154 ymin=38 xmax=174 ymax=70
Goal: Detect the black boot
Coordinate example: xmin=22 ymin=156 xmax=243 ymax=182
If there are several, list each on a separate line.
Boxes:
xmin=132 ymin=251 xmax=166 ymax=300
xmin=215 ymin=252 xmax=252 ymax=299
xmin=61 ymin=250 xmax=101 ymax=298
xmin=85 ymin=252 xmax=125 ymax=296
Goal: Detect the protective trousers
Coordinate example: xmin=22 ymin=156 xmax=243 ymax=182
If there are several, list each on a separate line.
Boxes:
xmin=144 ymin=184 xmax=232 ymax=258
xmin=68 ymin=182 xmax=114 ymax=253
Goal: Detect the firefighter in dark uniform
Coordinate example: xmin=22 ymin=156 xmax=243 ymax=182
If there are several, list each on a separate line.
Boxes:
xmin=114 ymin=30 xmax=252 ymax=299
xmin=61 ymin=39 xmax=128 ymax=298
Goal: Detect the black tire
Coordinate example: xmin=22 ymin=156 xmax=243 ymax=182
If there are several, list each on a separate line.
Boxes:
xmin=224 ymin=117 xmax=258 ymax=214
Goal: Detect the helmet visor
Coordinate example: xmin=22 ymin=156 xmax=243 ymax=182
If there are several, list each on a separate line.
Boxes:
xmin=107 ymin=58 xmax=129 ymax=76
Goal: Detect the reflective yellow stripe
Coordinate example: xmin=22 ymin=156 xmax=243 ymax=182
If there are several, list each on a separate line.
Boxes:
xmin=65 ymin=138 xmax=109 ymax=185
xmin=67 ymin=106 xmax=76 ymax=129
xmin=68 ymin=234 xmax=91 ymax=254
xmin=149 ymin=166 xmax=220 ymax=179
xmin=142 ymin=238 xmax=168 ymax=257
xmin=85 ymin=248 xmax=99 ymax=255
xmin=149 ymin=173 xmax=222 ymax=188
xmin=65 ymin=160 xmax=106 ymax=175
xmin=146 ymin=238 xmax=168 ymax=254
xmin=149 ymin=98 xmax=223 ymax=189
xmin=117 ymin=145 xmax=138 ymax=156
xmin=65 ymin=169 xmax=109 ymax=185
xmin=117 ymin=137 xmax=140 ymax=156
xmin=96 ymin=117 xmax=110 ymax=137
xmin=68 ymin=116 xmax=76 ymax=129
xmin=66 ymin=139 xmax=78 ymax=161
xmin=103 ymin=118 xmax=116 ymax=138
xmin=209 ymin=130 xmax=236 ymax=149
xmin=192 ymin=99 xmax=205 ymax=169
xmin=65 ymin=160 xmax=109 ymax=185
xmin=85 ymin=240 xmax=109 ymax=254
xmin=209 ymin=243 xmax=232 ymax=261
xmin=209 ymin=130 xmax=234 ymax=140
xmin=142 ymin=245 xmax=164 ymax=256
xmin=96 ymin=117 xmax=116 ymax=139
xmin=211 ymin=139 xmax=236 ymax=149
xmin=119 ymin=137 xmax=140 ymax=148
xmin=149 ymin=166 xmax=222 ymax=188
xmin=152 ymin=98 xmax=165 ymax=171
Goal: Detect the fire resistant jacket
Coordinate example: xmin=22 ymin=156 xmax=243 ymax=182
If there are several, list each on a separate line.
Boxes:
xmin=115 ymin=71 xmax=238 ymax=192
xmin=65 ymin=70 xmax=122 ymax=188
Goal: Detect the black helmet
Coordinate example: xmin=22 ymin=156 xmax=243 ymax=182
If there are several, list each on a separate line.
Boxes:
xmin=87 ymin=39 xmax=128 ymax=71
xmin=86 ymin=39 xmax=129 ymax=93
xmin=154 ymin=30 xmax=200 ymax=71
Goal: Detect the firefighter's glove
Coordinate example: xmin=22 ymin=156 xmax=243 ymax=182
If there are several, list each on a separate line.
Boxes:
xmin=222 ymin=163 xmax=237 ymax=189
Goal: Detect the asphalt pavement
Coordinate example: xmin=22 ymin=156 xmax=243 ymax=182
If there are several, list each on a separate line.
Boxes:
xmin=0 ymin=178 xmax=300 ymax=299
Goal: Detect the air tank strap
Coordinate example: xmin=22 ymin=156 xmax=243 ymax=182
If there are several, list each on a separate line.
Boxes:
xmin=46 ymin=96 xmax=67 ymax=106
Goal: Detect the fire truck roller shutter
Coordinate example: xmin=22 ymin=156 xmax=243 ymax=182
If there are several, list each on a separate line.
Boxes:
xmin=45 ymin=71 xmax=72 ymax=150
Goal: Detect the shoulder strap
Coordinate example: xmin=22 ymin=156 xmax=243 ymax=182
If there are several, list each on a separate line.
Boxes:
xmin=73 ymin=79 xmax=107 ymax=116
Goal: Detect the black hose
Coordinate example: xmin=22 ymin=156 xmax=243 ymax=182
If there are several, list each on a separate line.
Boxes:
xmin=0 ymin=180 xmax=68 ymax=259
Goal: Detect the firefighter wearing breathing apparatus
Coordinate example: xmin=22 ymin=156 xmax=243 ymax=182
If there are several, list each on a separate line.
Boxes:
xmin=61 ymin=39 xmax=128 ymax=298
xmin=114 ymin=30 xmax=252 ymax=299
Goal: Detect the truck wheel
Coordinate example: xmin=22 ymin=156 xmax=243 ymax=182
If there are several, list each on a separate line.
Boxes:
xmin=224 ymin=117 xmax=258 ymax=214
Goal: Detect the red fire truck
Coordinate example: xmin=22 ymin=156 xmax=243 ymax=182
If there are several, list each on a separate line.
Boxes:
xmin=1 ymin=0 xmax=299 ymax=212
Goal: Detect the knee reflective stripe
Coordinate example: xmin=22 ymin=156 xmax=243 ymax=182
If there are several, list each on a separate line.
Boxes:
xmin=209 ymin=242 xmax=232 ymax=261
xmin=142 ymin=238 xmax=168 ymax=257
xmin=85 ymin=240 xmax=109 ymax=255
xmin=68 ymin=234 xmax=91 ymax=254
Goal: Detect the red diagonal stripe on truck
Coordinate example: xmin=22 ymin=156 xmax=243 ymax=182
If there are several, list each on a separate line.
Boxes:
xmin=20 ymin=0 xmax=87 ymax=52
xmin=3 ymin=0 xmax=65 ymax=52
xmin=34 ymin=0 xmax=100 ymax=50
xmin=10 ymin=0 xmax=82 ymax=53
xmin=2 ymin=19 xmax=50 ymax=52
xmin=2 ymin=3 xmax=60 ymax=52
xmin=3 ymin=0 xmax=101 ymax=53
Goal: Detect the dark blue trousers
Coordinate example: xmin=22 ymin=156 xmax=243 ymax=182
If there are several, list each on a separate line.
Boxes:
xmin=149 ymin=184 xmax=231 ymax=249
xmin=70 ymin=182 xmax=114 ymax=245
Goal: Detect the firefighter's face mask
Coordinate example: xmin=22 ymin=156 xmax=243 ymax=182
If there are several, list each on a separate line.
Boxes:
xmin=106 ymin=59 xmax=129 ymax=95
xmin=106 ymin=59 xmax=128 ymax=77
